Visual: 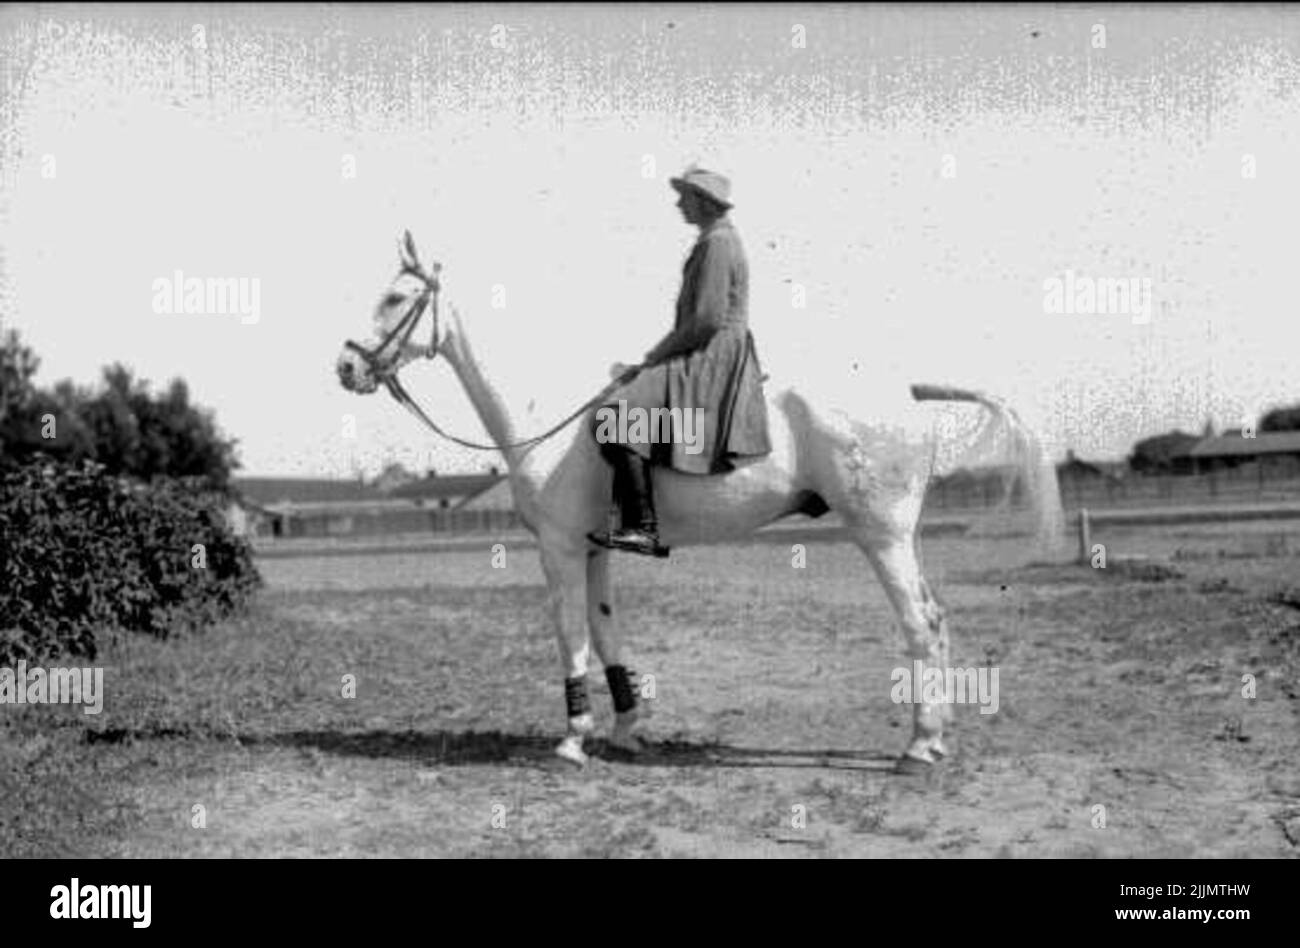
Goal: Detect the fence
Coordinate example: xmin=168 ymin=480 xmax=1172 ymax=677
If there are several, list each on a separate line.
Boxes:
xmin=271 ymin=506 xmax=524 ymax=539
xmin=1074 ymin=502 xmax=1300 ymax=564
xmin=257 ymin=465 xmax=1300 ymax=540
xmin=929 ymin=462 xmax=1300 ymax=513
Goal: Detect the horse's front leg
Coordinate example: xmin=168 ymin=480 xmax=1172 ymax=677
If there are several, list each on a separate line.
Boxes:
xmin=586 ymin=547 xmax=644 ymax=754
xmin=541 ymin=542 xmax=595 ymax=765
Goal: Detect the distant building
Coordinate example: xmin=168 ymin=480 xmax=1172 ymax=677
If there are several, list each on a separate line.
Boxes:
xmin=933 ymin=453 xmax=1128 ymax=510
xmin=229 ymin=476 xmax=384 ymax=538
xmin=1177 ymin=431 xmax=1300 ymax=475
xmin=370 ymin=463 xmax=420 ymax=493
xmin=232 ymin=477 xmax=385 ymax=507
xmin=228 ymin=473 xmax=506 ymax=538
xmin=929 ymin=463 xmax=1022 ymax=508
xmin=224 ymin=496 xmax=278 ymax=538
xmin=1058 ymin=450 xmax=1127 ymax=485
xmin=449 ymin=473 xmax=521 ymax=533
xmin=386 ymin=472 xmax=503 ymax=509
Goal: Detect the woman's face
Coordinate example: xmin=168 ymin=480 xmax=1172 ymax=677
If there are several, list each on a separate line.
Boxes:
xmin=676 ymin=188 xmax=704 ymax=225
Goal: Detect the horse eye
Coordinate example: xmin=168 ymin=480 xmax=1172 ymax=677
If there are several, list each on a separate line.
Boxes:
xmin=382 ymin=292 xmax=406 ymax=307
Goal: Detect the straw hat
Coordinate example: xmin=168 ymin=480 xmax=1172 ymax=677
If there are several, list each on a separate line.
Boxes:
xmin=669 ymin=167 xmax=733 ymax=210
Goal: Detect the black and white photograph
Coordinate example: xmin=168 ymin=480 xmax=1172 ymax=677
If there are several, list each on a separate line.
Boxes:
xmin=0 ymin=0 xmax=1296 ymax=896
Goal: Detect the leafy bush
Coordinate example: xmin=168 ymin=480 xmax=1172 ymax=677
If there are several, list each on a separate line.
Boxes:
xmin=0 ymin=457 xmax=261 ymax=665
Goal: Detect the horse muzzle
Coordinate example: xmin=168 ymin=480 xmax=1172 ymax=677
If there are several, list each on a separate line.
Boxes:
xmin=337 ymin=346 xmax=380 ymax=394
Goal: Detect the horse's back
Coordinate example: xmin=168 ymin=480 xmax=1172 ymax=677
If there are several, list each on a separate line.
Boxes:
xmin=652 ymin=387 xmax=828 ymax=545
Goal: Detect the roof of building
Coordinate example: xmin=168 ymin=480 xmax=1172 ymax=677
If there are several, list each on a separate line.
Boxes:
xmin=258 ymin=500 xmax=432 ymax=516
xmin=1060 ymin=457 xmax=1103 ymax=474
xmin=388 ymin=473 xmax=503 ymax=504
xmin=1058 ymin=457 xmax=1128 ymax=480
xmin=232 ymin=477 xmax=385 ymax=506
xmin=1187 ymin=431 xmax=1300 ymax=459
xmin=232 ymin=472 xmax=505 ymax=507
xmin=934 ymin=463 xmax=1019 ymax=485
xmin=226 ymin=496 xmax=278 ymax=516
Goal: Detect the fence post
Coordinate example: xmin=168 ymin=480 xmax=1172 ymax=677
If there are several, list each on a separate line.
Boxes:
xmin=1077 ymin=508 xmax=1091 ymax=565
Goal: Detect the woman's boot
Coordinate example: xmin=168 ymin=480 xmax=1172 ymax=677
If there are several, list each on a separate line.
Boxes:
xmin=588 ymin=448 xmax=670 ymax=558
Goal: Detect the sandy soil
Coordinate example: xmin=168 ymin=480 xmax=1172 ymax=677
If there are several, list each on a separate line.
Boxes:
xmin=2 ymin=524 xmax=1298 ymax=858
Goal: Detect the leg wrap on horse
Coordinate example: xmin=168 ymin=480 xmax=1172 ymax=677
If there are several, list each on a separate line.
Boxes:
xmin=564 ymin=676 xmax=591 ymax=718
xmin=605 ymin=664 xmax=637 ymax=714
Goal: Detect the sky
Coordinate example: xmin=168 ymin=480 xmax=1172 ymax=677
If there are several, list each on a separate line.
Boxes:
xmin=2 ymin=3 xmax=1299 ymax=477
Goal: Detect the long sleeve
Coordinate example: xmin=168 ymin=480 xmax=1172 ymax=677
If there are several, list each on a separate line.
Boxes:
xmin=643 ymin=236 xmax=735 ymax=366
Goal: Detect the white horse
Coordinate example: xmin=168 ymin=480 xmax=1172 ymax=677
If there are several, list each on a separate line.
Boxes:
xmin=337 ymin=234 xmax=1065 ymax=773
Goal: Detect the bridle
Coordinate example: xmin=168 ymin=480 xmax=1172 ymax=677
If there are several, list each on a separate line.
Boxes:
xmin=344 ymin=257 xmax=442 ymax=380
xmin=344 ymin=234 xmax=637 ymax=455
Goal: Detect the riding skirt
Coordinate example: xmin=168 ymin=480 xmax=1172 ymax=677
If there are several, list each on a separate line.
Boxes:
xmin=597 ymin=324 xmax=772 ymax=476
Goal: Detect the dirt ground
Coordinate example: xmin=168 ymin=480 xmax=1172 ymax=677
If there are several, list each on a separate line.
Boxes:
xmin=3 ymin=522 xmax=1299 ymax=858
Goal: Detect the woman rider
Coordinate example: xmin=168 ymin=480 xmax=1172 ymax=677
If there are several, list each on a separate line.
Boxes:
xmin=587 ymin=167 xmax=772 ymax=557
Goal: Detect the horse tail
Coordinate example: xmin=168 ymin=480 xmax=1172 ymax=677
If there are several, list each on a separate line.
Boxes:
xmin=911 ymin=384 xmax=1065 ymax=555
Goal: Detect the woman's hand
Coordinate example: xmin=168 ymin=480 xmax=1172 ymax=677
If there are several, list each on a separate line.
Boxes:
xmin=610 ymin=362 xmax=640 ymax=383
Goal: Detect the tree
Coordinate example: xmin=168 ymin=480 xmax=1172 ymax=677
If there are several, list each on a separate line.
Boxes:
xmin=1260 ymin=403 xmax=1300 ymax=433
xmin=1128 ymin=430 xmax=1201 ymax=474
xmin=85 ymin=365 xmax=239 ymax=491
xmin=372 ymin=461 xmax=418 ymax=492
xmin=0 ymin=334 xmax=240 ymax=490
xmin=81 ymin=363 xmax=145 ymax=475
xmin=0 ymin=329 xmax=41 ymax=456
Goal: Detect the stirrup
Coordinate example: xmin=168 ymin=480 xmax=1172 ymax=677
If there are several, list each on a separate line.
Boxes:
xmin=587 ymin=527 xmax=670 ymax=558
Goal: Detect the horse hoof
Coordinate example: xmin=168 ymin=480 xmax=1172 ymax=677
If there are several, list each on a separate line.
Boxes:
xmin=894 ymin=754 xmax=934 ymax=776
xmin=556 ymin=737 xmax=588 ymax=766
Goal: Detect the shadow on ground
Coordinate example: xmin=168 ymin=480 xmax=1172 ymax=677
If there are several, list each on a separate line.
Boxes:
xmin=83 ymin=723 xmax=899 ymax=771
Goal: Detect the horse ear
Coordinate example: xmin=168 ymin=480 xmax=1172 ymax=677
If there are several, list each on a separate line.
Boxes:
xmin=401 ymin=230 xmax=419 ymax=268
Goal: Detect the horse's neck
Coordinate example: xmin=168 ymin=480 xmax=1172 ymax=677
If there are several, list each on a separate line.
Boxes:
xmin=439 ymin=308 xmax=533 ymax=484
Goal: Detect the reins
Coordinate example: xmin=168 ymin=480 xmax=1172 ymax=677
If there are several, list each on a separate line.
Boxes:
xmin=346 ymin=234 xmax=638 ymax=456
xmin=381 ymin=371 xmax=630 ymax=454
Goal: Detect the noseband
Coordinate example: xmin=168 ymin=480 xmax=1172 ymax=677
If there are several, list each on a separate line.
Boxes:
xmin=344 ymin=257 xmax=442 ymax=380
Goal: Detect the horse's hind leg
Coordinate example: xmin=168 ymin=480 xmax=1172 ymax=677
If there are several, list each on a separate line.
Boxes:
xmin=853 ymin=529 xmax=952 ymax=769
xmin=912 ymin=533 xmax=954 ymax=727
